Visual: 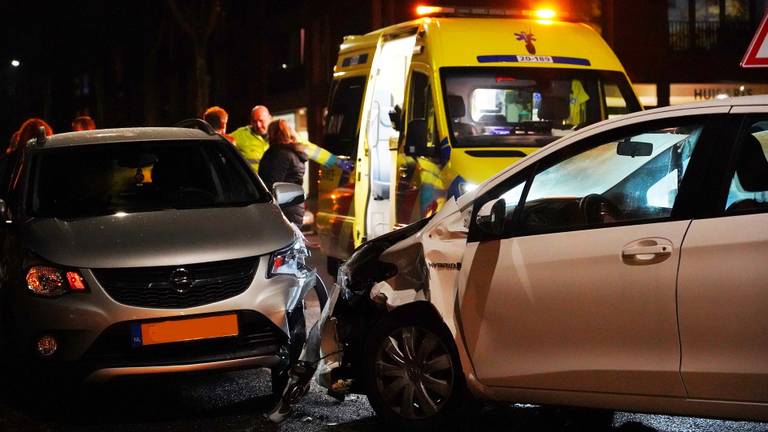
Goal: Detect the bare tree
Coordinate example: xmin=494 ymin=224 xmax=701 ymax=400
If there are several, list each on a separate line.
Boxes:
xmin=167 ymin=0 xmax=222 ymax=116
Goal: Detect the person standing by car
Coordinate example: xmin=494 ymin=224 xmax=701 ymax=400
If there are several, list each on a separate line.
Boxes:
xmin=1 ymin=118 xmax=53 ymax=200
xmin=71 ymin=115 xmax=96 ymax=131
xmin=203 ymin=106 xmax=235 ymax=144
xmin=233 ymin=104 xmax=353 ymax=174
xmin=231 ymin=105 xmax=271 ymax=173
xmin=259 ymin=119 xmax=307 ymax=226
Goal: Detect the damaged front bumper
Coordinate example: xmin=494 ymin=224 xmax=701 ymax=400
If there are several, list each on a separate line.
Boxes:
xmin=269 ymin=219 xmax=437 ymax=422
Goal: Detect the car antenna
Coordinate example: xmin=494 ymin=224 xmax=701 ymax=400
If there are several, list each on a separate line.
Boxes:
xmin=174 ymin=118 xmax=217 ymax=136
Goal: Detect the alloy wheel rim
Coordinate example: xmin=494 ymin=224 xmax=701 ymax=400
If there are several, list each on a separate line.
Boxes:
xmin=375 ymin=326 xmax=454 ymax=420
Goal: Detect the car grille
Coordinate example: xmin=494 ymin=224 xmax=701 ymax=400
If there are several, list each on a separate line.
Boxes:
xmin=92 ymin=256 xmax=259 ymax=308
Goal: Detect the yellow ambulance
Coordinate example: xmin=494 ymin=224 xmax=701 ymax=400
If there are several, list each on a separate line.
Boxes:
xmin=317 ymin=5 xmax=642 ymax=274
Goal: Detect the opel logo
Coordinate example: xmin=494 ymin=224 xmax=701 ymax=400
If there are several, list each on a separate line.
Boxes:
xmin=170 ymin=268 xmax=192 ymax=294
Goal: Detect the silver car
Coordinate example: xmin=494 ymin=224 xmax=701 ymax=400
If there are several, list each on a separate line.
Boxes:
xmin=0 ymin=123 xmax=320 ymax=390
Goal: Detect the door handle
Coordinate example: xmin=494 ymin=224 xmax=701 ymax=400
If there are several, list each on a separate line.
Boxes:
xmin=621 ymin=238 xmax=673 ymax=265
xmin=622 ymin=245 xmax=671 ymax=257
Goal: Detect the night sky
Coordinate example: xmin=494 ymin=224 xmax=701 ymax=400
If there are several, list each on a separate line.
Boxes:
xmin=2 ymin=0 xmax=311 ymax=145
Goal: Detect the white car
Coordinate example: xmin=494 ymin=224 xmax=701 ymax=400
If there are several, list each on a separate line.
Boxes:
xmin=295 ymin=95 xmax=768 ymax=428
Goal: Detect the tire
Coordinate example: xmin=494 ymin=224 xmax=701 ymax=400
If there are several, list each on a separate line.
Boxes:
xmin=363 ymin=311 xmax=466 ymax=431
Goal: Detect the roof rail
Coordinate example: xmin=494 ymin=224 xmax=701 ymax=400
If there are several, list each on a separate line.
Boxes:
xmin=34 ymin=126 xmax=49 ymax=148
xmin=175 ymin=118 xmax=217 ymax=135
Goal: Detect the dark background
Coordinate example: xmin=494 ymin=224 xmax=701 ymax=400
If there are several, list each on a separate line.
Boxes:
xmin=2 ymin=0 xmax=765 ymax=150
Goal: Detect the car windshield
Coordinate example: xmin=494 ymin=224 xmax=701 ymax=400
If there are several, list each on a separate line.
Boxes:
xmin=27 ymin=140 xmax=270 ymax=218
xmin=441 ymin=67 xmax=641 ymax=148
xmin=528 ymin=130 xmax=700 ymax=204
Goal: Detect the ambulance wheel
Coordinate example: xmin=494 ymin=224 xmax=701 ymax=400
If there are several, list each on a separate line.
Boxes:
xmin=363 ymin=312 xmax=466 ymax=431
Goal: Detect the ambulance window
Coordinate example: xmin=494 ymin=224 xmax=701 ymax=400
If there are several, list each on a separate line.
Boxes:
xmin=604 ymin=82 xmax=629 ymax=118
xmin=324 ymin=76 xmax=365 ymax=158
xmin=408 ymin=73 xmax=429 ymax=122
xmin=407 ymin=71 xmax=439 ymax=153
xmin=442 ymin=68 xmax=640 ymax=148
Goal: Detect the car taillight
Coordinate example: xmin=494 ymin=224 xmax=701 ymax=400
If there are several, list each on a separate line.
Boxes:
xmin=26 ymin=266 xmax=88 ymax=297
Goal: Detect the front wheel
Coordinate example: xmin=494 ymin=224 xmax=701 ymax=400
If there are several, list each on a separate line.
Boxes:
xmin=363 ymin=313 xmax=466 ymax=430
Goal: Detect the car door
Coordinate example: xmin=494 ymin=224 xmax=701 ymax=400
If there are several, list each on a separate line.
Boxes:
xmin=458 ymin=112 xmax=725 ymax=397
xmin=678 ymin=112 xmax=768 ymax=403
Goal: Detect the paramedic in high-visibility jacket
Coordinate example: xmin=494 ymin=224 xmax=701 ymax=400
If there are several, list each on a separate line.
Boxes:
xmin=231 ymin=105 xmax=272 ymax=173
xmin=233 ymin=105 xmax=354 ymax=175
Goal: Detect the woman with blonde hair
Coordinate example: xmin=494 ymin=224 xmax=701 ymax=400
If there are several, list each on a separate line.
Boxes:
xmin=258 ymin=119 xmax=307 ymax=226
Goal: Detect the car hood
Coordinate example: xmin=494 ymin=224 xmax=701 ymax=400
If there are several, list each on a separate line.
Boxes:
xmin=23 ymin=203 xmax=296 ymax=268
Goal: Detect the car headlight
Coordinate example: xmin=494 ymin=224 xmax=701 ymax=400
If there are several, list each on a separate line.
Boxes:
xmin=26 ymin=266 xmax=88 ymax=297
xmin=269 ymin=241 xmax=310 ymax=278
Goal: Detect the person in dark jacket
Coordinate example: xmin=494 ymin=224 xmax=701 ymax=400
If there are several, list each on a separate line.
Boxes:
xmin=259 ymin=119 xmax=307 ymax=226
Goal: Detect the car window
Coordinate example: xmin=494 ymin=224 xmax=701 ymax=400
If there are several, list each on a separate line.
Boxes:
xmin=519 ymin=123 xmax=703 ymax=233
xmin=27 ymin=140 xmax=270 ymax=219
xmin=324 ymin=76 xmax=365 ymax=158
xmin=724 ymin=119 xmax=768 ymax=214
xmin=407 ymin=71 xmax=439 ymax=153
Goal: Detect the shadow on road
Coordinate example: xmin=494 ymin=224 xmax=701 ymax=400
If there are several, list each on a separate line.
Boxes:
xmin=0 ymin=368 xmax=661 ymax=432
xmin=322 ymin=404 xmax=659 ymax=432
xmin=0 ymin=369 xmax=283 ymax=431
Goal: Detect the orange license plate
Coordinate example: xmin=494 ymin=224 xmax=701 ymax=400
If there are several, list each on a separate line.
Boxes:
xmin=132 ymin=314 xmax=239 ymax=347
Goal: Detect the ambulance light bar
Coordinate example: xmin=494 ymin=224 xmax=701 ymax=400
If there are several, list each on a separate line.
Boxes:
xmin=415 ymin=5 xmax=569 ymax=21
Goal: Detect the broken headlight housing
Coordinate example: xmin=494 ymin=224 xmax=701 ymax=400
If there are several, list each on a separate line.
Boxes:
xmin=340 ymin=216 xmax=432 ymax=293
xmin=269 ymin=240 xmax=310 ymax=278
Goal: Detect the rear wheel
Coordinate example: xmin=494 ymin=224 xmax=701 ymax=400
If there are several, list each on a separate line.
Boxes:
xmin=363 ymin=312 xmax=466 ymax=430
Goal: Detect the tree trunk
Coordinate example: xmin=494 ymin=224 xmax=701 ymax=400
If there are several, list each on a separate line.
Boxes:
xmin=194 ymin=44 xmax=210 ymax=116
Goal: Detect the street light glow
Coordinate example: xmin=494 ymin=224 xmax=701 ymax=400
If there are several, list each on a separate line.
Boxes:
xmin=10 ymin=59 xmax=20 ymax=68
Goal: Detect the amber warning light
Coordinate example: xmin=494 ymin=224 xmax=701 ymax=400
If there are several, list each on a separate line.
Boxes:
xmin=416 ymin=5 xmax=560 ymax=20
xmin=416 ymin=5 xmax=454 ymax=16
xmin=533 ymin=9 xmax=557 ymax=19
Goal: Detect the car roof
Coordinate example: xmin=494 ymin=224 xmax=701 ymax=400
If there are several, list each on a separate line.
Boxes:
xmin=641 ymin=94 xmax=768 ymax=114
xmin=459 ymin=94 xmax=768 ymax=208
xmin=37 ymin=127 xmax=222 ymax=150
xmin=569 ymin=94 xmax=768 ymax=137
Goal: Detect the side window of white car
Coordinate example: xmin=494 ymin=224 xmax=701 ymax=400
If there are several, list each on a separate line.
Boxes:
xmin=725 ymin=120 xmax=768 ymax=214
xmin=519 ymin=123 xmax=703 ymax=232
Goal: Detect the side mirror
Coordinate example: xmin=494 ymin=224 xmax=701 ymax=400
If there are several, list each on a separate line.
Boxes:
xmin=617 ymin=139 xmax=653 ymax=157
xmin=273 ymin=182 xmax=305 ymax=208
xmin=475 ymin=198 xmax=506 ymax=235
xmin=405 ymin=119 xmax=429 ymax=157
xmin=389 ymin=105 xmax=403 ymax=131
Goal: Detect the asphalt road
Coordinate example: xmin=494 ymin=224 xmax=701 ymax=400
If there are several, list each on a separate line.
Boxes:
xmin=0 ymin=237 xmax=766 ymax=432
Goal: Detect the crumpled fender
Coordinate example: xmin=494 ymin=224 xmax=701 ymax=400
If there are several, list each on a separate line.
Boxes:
xmin=372 ymin=198 xmax=470 ymax=337
xmin=268 ymin=199 xmax=473 ymax=422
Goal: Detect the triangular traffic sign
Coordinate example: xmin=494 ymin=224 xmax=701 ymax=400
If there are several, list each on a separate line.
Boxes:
xmin=742 ymin=11 xmax=768 ymax=67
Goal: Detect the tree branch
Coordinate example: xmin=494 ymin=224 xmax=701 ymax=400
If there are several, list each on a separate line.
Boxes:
xmin=166 ymin=0 xmax=196 ymax=41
